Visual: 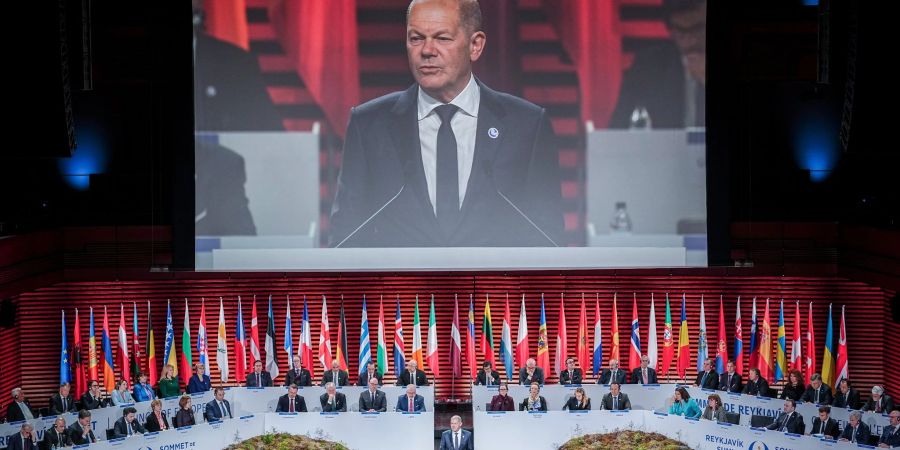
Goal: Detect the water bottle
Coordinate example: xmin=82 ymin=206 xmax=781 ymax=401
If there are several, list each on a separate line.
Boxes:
xmin=609 ymin=202 xmax=633 ymax=233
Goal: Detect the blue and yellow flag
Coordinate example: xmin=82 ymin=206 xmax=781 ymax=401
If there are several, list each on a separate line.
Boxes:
xmin=820 ymin=304 xmax=835 ymax=387
xmin=775 ymin=300 xmax=787 ymax=381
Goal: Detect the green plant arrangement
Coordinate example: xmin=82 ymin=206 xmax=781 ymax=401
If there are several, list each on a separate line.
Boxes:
xmin=558 ymin=430 xmax=690 ymax=450
xmin=224 ymin=432 xmax=350 ymax=450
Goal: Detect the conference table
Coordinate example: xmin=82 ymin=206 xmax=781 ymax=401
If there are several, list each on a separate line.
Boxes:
xmin=0 ymin=385 xmax=434 ymax=449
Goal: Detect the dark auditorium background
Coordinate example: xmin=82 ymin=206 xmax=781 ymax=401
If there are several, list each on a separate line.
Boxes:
xmin=0 ymin=0 xmax=898 ymax=444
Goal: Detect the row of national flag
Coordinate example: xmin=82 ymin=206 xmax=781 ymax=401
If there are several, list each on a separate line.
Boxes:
xmin=58 ymin=294 xmax=851 ymax=397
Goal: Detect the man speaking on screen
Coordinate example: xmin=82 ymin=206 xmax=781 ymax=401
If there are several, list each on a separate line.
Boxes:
xmin=329 ymin=0 xmax=563 ymax=248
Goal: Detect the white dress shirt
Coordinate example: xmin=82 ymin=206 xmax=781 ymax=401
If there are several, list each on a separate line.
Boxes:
xmin=417 ymin=74 xmax=480 ymax=214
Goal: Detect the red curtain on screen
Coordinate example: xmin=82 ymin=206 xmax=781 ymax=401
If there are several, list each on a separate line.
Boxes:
xmin=270 ymin=0 xmax=360 ymax=136
xmin=203 ymin=0 xmax=250 ymax=50
xmin=544 ymin=0 xmax=623 ymax=128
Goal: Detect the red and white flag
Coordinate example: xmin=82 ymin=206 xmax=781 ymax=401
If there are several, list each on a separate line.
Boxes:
xmin=318 ymin=295 xmax=333 ymax=370
xmin=250 ymin=296 xmax=261 ymax=364
xmin=515 ymin=294 xmax=529 ymax=369
xmin=118 ymin=304 xmax=131 ymax=384
xmin=790 ymin=301 xmax=802 ymax=371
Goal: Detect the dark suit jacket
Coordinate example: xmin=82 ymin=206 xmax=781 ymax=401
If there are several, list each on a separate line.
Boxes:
xmin=79 ymin=392 xmax=109 ymax=410
xmin=475 ymin=369 xmax=501 ymax=386
xmin=718 ymin=372 xmax=742 ymax=393
xmin=319 ymin=392 xmax=347 ymax=412
xmin=284 ymin=368 xmax=313 ymax=387
xmin=600 ymin=393 xmax=631 ymax=410
xmin=396 ymin=394 xmax=426 ymax=412
xmin=357 ymin=371 xmax=384 ymax=387
xmin=564 ymin=397 xmax=591 ymax=410
xmin=112 ymin=417 xmax=147 ymax=438
xmin=559 ymin=369 xmax=583 ymax=385
xmin=396 ymin=370 xmax=428 ymax=387
xmin=48 ymin=393 xmax=76 ymax=415
xmin=742 ymin=378 xmax=770 ymax=397
xmin=5 ymin=401 xmax=36 ymax=423
xmin=832 ymin=388 xmax=860 ymax=409
xmin=519 ymin=367 xmax=545 ymax=385
xmin=245 ymin=371 xmax=273 ymax=387
xmin=840 ymin=422 xmax=871 ymax=443
xmin=5 ymin=433 xmax=37 ymax=450
xmin=204 ymin=399 xmax=233 ymax=421
xmin=780 ymin=383 xmax=805 ymax=401
xmin=863 ymin=394 xmax=895 ymax=413
xmin=144 ymin=411 xmax=170 ymax=432
xmin=358 ymin=389 xmax=387 ymax=412
xmin=609 ymin=41 xmax=701 ymax=129
xmin=187 ymin=374 xmax=211 ymax=393
xmin=173 ymin=409 xmax=196 ymax=428
xmin=41 ymin=427 xmax=73 ymax=448
xmin=321 ymin=370 xmax=350 ymax=387
xmin=801 ymin=384 xmax=833 ymax=405
xmin=329 ymin=81 xmax=563 ymax=248
xmin=275 ymin=394 xmax=307 ymax=413
xmin=630 ymin=367 xmax=657 ymax=384
xmin=66 ymin=422 xmax=96 ymax=445
xmin=766 ymin=412 xmax=804 ymax=434
xmin=519 ymin=396 xmax=548 ymax=411
xmin=811 ymin=417 xmax=841 ymax=439
xmin=695 ymin=370 xmax=719 ymax=390
xmin=879 ymin=425 xmax=900 ymax=447
xmin=439 ymin=429 xmax=474 ymax=450
xmin=489 ymin=394 xmax=515 ymax=411
xmin=598 ymin=369 xmax=627 ymax=385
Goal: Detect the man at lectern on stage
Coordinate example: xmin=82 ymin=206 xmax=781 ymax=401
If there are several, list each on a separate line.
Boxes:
xmin=329 ymin=0 xmax=563 ymax=248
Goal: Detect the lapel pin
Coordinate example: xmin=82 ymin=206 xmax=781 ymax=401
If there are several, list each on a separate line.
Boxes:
xmin=488 ymin=127 xmax=499 ymax=139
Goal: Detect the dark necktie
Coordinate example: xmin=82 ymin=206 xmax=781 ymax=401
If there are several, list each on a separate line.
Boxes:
xmin=454 ymin=431 xmax=460 ymax=450
xmin=613 ymin=396 xmax=618 ymax=410
xmin=728 ymin=374 xmax=732 ymax=389
xmin=434 ymin=104 xmax=460 ymax=237
xmin=61 ymin=397 xmax=66 ymax=411
xmin=701 ymin=372 xmax=708 ymax=386
xmin=289 ymin=397 xmax=294 ymax=412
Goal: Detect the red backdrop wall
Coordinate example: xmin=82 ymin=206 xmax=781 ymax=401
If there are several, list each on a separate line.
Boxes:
xmin=1 ymin=273 xmax=894 ymax=418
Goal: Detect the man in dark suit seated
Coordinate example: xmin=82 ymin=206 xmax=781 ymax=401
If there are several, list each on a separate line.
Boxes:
xmin=319 ymin=383 xmax=347 ymax=412
xmin=67 ymin=410 xmax=96 ymax=445
xmin=839 ymin=410 xmax=871 ymax=443
xmin=475 ymin=361 xmax=501 ymax=386
xmin=630 ymin=355 xmax=658 ymax=384
xmin=112 ymin=407 xmax=147 ymax=438
xmin=357 ymin=361 xmax=383 ymax=387
xmin=203 ymin=388 xmax=233 ymax=422
xmin=694 ymin=358 xmax=719 ymax=390
xmin=600 ymin=383 xmax=631 ymax=410
xmin=41 ymin=417 xmax=73 ymax=449
xmin=598 ymin=359 xmax=627 ymax=385
xmin=321 ymin=360 xmax=350 ymax=387
xmin=396 ymin=360 xmax=428 ymax=386
xmin=833 ymin=378 xmax=861 ymax=410
xmin=48 ymin=382 xmax=77 ymax=416
xmin=766 ymin=399 xmax=804 ymax=434
xmin=396 ymin=384 xmax=426 ymax=412
xmin=358 ymin=377 xmax=387 ymax=412
xmin=6 ymin=388 xmax=36 ymax=422
xmin=285 ymin=356 xmax=313 ymax=387
xmin=718 ymin=360 xmax=742 ymax=393
xmin=878 ymin=408 xmax=900 ymax=448
xmin=810 ymin=406 xmax=841 ymax=440
xmin=328 ymin=0 xmax=563 ymax=249
xmin=80 ymin=380 xmax=109 ymax=410
xmin=864 ymin=385 xmax=895 ymax=414
xmin=559 ymin=357 xmax=583 ymax=385
xmin=439 ymin=415 xmax=474 ymax=450
xmin=801 ymin=373 xmax=834 ymax=405
xmin=6 ymin=423 xmax=37 ymax=450
xmin=275 ymin=384 xmax=307 ymax=413
xmin=246 ymin=360 xmax=274 ymax=387
xmin=519 ymin=358 xmax=544 ymax=385
xmin=742 ymin=368 xmax=770 ymax=396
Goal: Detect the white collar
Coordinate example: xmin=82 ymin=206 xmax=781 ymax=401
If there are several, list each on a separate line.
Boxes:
xmin=417 ymin=74 xmax=480 ymax=121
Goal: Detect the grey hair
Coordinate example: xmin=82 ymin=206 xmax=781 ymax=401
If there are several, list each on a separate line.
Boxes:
xmin=450 ymin=414 xmax=462 ymax=423
xmin=849 ymin=410 xmax=862 ymax=420
xmin=810 ymin=373 xmax=822 ymax=382
xmin=407 ymin=0 xmax=483 ymax=35
xmin=11 ymin=387 xmax=21 ymax=398
xmin=873 ymin=385 xmax=885 ymax=395
xmin=325 ymin=382 xmax=335 ymax=389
